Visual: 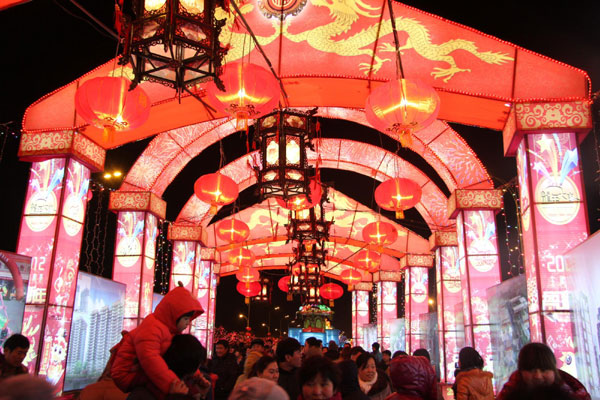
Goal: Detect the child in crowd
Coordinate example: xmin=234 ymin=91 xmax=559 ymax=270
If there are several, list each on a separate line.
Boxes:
xmin=111 ymin=286 xmax=204 ymax=397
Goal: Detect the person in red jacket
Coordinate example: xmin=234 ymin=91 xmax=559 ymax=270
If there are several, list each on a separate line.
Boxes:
xmin=385 ymin=355 xmax=438 ymax=400
xmin=496 ymin=342 xmax=590 ymax=400
xmin=111 ymin=286 xmax=204 ymax=397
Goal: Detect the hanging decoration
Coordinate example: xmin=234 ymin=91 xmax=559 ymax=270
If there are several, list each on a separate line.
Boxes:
xmin=117 ymin=0 xmax=229 ymax=97
xmin=340 ymin=269 xmax=362 ymax=291
xmin=276 ymin=178 xmax=323 ymax=211
xmin=286 ymin=192 xmax=332 ymax=249
xmin=254 ymin=109 xmax=316 ymax=202
xmin=355 ymin=249 xmax=381 ymax=273
xmin=227 ymin=247 xmax=255 ymax=268
xmin=278 ymin=275 xmax=290 ymax=293
xmin=362 ymin=221 xmax=398 ymax=249
xmin=75 ymin=76 xmax=150 ymax=142
xmin=205 ymin=62 xmax=281 ymax=130
xmin=253 ymin=276 xmax=272 ymax=303
xmin=365 ymin=79 xmax=440 ymax=147
xmin=236 ymin=281 xmax=261 ymax=303
xmin=235 ymin=266 xmax=259 ymax=283
xmin=194 ymin=173 xmax=238 ymax=214
xmin=216 ymin=218 xmax=250 ymax=243
xmin=375 ymin=178 xmax=422 ymax=219
xmin=320 ymin=282 xmax=343 ymax=307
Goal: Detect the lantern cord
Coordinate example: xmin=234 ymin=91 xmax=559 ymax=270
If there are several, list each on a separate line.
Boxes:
xmin=230 ymin=0 xmax=290 ymax=108
xmin=321 ymin=243 xmax=368 ymax=275
xmin=184 ymin=87 xmax=217 ymax=118
xmin=63 ymin=0 xmax=120 ymax=40
xmin=386 ymin=0 xmax=405 ymax=80
xmin=366 ymin=0 xmax=387 ymax=89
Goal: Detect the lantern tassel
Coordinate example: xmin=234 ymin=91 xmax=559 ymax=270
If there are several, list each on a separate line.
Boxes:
xmin=329 ymin=300 xmax=334 ymax=307
xmin=348 ymin=284 xmax=354 ymax=291
xmin=103 ymin=125 xmax=116 ymax=143
xmin=287 ymin=293 xmax=292 ymax=301
xmin=209 ymin=205 xmax=218 ymax=215
xmin=245 ymin=296 xmax=250 ymax=304
xmin=395 ymin=209 xmax=405 ymax=219
xmin=399 ymin=130 xmax=413 ymax=148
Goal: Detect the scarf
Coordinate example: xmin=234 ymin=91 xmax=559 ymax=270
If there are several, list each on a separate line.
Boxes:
xmin=359 ymin=371 xmax=378 ymax=394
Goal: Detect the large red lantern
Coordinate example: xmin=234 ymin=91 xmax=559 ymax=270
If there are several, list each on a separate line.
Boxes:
xmin=355 ymin=249 xmax=381 ymax=273
xmin=237 ymin=281 xmax=261 ymax=303
xmin=194 ymin=173 xmax=238 ymax=214
xmin=216 ymin=219 xmax=250 ymax=244
xmin=362 ymin=221 xmax=398 ymax=248
xmin=375 ymin=178 xmax=422 ymax=219
xmin=320 ymin=282 xmax=343 ymax=307
xmin=276 ymin=178 xmax=323 ymax=211
xmin=278 ymin=276 xmax=291 ymax=293
xmin=205 ymin=62 xmax=281 ymax=130
xmin=365 ymin=79 xmax=440 ymax=147
xmin=236 ymin=266 xmax=260 ymax=283
xmin=75 ymin=76 xmax=150 ymax=142
xmin=227 ymin=248 xmax=255 ymax=268
xmin=340 ymin=269 xmax=362 ymax=291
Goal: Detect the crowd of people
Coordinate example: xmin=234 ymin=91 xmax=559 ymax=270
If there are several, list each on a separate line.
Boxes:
xmin=0 ymin=286 xmax=594 ymax=400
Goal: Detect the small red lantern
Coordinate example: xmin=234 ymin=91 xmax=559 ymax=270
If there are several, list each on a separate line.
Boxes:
xmin=278 ymin=276 xmax=291 ymax=293
xmin=227 ymin=248 xmax=255 ymax=268
xmin=194 ymin=173 xmax=238 ymax=215
xmin=237 ymin=281 xmax=261 ymax=303
xmin=355 ymin=250 xmax=381 ymax=273
xmin=365 ymin=79 xmax=440 ymax=147
xmin=236 ymin=266 xmax=260 ymax=283
xmin=340 ymin=269 xmax=362 ymax=291
xmin=320 ymin=283 xmax=343 ymax=299
xmin=375 ymin=178 xmax=422 ymax=219
xmin=75 ymin=76 xmax=150 ymax=142
xmin=205 ymin=62 xmax=281 ymax=130
xmin=362 ymin=221 xmax=398 ymax=248
xmin=216 ymin=219 xmax=250 ymax=244
xmin=276 ymin=178 xmax=323 ymax=211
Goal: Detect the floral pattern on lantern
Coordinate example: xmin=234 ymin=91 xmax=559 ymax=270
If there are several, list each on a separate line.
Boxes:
xmin=227 ymin=247 xmax=255 ymax=268
xmin=365 ymin=79 xmax=440 ymax=147
xmin=194 ymin=173 xmax=238 ymax=215
xmin=375 ymin=178 xmax=422 ymax=219
xmin=216 ymin=218 xmax=250 ymax=243
xmin=355 ymin=249 xmax=381 ymax=273
xmin=75 ymin=76 xmax=150 ymax=141
xmin=362 ymin=221 xmax=398 ymax=248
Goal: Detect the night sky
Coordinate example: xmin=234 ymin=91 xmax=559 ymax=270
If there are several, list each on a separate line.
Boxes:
xmin=0 ymin=1 xmax=598 ymax=338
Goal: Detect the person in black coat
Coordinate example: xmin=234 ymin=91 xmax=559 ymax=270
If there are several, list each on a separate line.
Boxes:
xmin=208 ymin=340 xmax=240 ymax=400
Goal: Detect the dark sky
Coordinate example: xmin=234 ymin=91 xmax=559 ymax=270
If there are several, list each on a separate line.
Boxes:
xmin=0 ymin=1 xmax=598 ymax=337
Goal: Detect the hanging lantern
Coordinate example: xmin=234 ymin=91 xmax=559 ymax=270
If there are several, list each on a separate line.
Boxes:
xmin=276 ymin=178 xmax=323 ymax=211
xmin=236 ymin=281 xmax=261 ymax=303
xmin=118 ymin=0 xmax=228 ymax=97
xmin=254 ymin=109 xmax=315 ymax=201
xmin=365 ymin=79 xmax=440 ymax=147
xmin=194 ymin=173 xmax=238 ymax=214
xmin=75 ymin=76 xmax=150 ymax=142
xmin=216 ymin=218 xmax=250 ymax=243
xmin=303 ymin=283 xmax=322 ymax=305
xmin=320 ymin=282 xmax=343 ymax=307
xmin=340 ymin=269 xmax=362 ymax=291
xmin=227 ymin=248 xmax=255 ymax=268
xmin=253 ymin=276 xmax=272 ymax=303
xmin=355 ymin=249 xmax=381 ymax=273
xmin=205 ymin=62 xmax=281 ymax=130
xmin=286 ymin=198 xmax=332 ymax=249
xmin=278 ymin=276 xmax=290 ymax=293
xmin=235 ymin=266 xmax=259 ymax=283
xmin=362 ymin=221 xmax=398 ymax=248
xmin=375 ymin=178 xmax=422 ymax=219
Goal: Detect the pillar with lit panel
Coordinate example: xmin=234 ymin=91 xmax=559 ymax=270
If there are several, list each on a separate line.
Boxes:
xmin=16 ymin=130 xmax=104 ymax=387
xmin=430 ymin=231 xmax=462 ymax=383
xmin=402 ymin=254 xmax=434 ymax=354
xmin=109 ymin=191 xmax=165 ymax=331
xmin=351 ymin=282 xmax=372 ymax=348
xmin=504 ymin=101 xmax=592 ymax=376
xmin=374 ymin=271 xmax=402 ymax=350
xmin=447 ymin=189 xmax=503 ymax=371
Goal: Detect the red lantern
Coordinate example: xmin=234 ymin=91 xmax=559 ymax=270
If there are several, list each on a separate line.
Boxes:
xmin=278 ymin=276 xmax=290 ymax=293
xmin=75 ymin=76 xmax=150 ymax=142
xmin=375 ymin=178 xmax=422 ymax=219
xmin=320 ymin=283 xmax=343 ymax=300
xmin=340 ymin=269 xmax=362 ymax=291
xmin=276 ymin=178 xmax=323 ymax=211
xmin=355 ymin=250 xmax=381 ymax=273
xmin=365 ymin=79 xmax=440 ymax=147
xmin=216 ymin=219 xmax=250 ymax=244
xmin=237 ymin=281 xmax=261 ymax=299
xmin=227 ymin=248 xmax=255 ymax=268
xmin=205 ymin=62 xmax=281 ymax=130
xmin=194 ymin=173 xmax=238 ymax=215
xmin=362 ymin=221 xmax=398 ymax=248
xmin=236 ymin=266 xmax=260 ymax=283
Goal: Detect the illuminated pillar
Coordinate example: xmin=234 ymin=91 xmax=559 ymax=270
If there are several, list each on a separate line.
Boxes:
xmin=504 ymin=101 xmax=591 ymax=375
xmin=402 ymin=254 xmax=434 ymax=354
xmin=374 ymin=271 xmax=402 ymax=350
xmin=16 ymin=131 xmax=105 ymax=387
xmin=430 ymin=231 xmax=461 ymax=383
xmin=447 ymin=189 xmax=503 ymax=370
xmin=352 ymin=282 xmax=371 ymax=348
xmin=194 ymin=247 xmax=218 ymax=356
xmin=109 ymin=191 xmax=166 ymax=331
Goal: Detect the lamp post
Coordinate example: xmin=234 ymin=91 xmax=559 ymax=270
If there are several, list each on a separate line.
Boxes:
xmin=279 ymin=314 xmax=290 ymax=337
xmin=267 ymin=306 xmax=280 ymax=336
xmin=239 ymin=313 xmax=249 ymax=329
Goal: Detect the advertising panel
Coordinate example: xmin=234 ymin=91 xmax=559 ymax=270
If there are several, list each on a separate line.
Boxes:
xmin=0 ymin=251 xmax=31 ymax=348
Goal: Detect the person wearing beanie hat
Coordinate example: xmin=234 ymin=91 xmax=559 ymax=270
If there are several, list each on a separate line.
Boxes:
xmin=452 ymin=347 xmax=493 ymax=400
xmin=229 ymin=377 xmax=289 ymax=400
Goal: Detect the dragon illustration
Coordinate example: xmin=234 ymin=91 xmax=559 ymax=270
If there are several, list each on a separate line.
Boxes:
xmin=280 ymin=0 xmax=513 ymax=81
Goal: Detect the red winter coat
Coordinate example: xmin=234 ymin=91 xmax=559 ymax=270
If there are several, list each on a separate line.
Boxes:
xmin=386 ymin=356 xmax=438 ymax=400
xmin=111 ymin=287 xmax=204 ymax=395
xmin=496 ymin=369 xmax=591 ymax=400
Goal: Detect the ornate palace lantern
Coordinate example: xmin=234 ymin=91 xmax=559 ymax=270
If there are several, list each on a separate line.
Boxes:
xmin=286 ymin=189 xmax=332 ymax=249
xmin=118 ymin=0 xmax=228 ymax=96
xmin=276 ymin=178 xmax=322 ymax=211
xmin=254 ymin=109 xmax=316 ymax=202
xmin=253 ymin=276 xmax=272 ymax=303
xmin=375 ymin=178 xmax=422 ymax=219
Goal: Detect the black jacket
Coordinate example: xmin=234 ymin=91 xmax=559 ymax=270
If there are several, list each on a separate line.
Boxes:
xmin=278 ymin=365 xmax=300 ymax=400
xmin=208 ymin=353 xmax=239 ymax=400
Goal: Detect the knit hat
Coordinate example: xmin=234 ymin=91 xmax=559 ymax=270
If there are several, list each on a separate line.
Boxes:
xmin=229 ymin=378 xmax=289 ymax=400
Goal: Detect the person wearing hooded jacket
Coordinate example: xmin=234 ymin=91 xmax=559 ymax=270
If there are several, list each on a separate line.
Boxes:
xmin=452 ymin=347 xmax=493 ymax=400
xmin=111 ymin=286 xmax=204 ymax=398
xmin=385 ymin=355 xmax=438 ymax=400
